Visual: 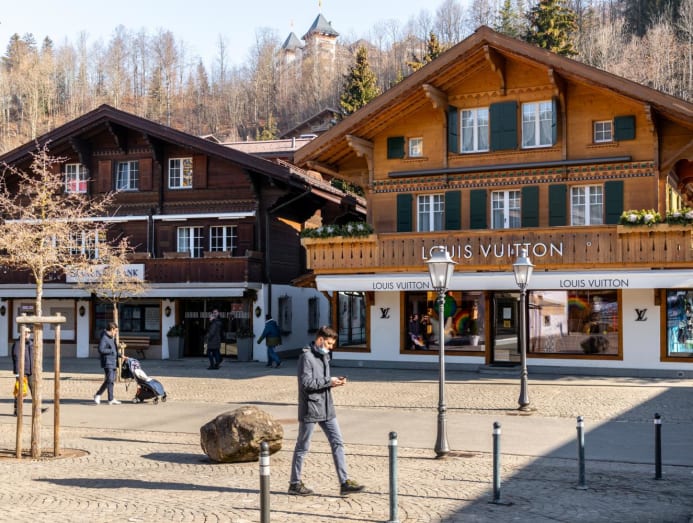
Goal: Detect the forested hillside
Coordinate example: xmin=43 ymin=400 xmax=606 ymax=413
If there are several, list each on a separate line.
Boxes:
xmin=0 ymin=0 xmax=690 ymax=153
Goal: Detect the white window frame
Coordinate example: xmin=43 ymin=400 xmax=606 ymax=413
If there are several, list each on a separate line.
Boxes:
xmin=521 ymin=100 xmax=553 ymax=148
xmin=417 ymin=194 xmax=444 ymax=232
xmin=571 ymin=185 xmax=604 ymax=225
xmin=70 ymin=230 xmax=104 ymax=259
xmin=177 ymin=226 xmax=203 ymax=257
xmin=491 ymin=190 xmax=521 ymax=229
xmin=65 ymin=163 xmax=88 ymax=194
xmin=461 ymin=107 xmax=489 ymax=153
xmin=115 ymin=160 xmax=140 ymax=191
xmin=593 ymin=120 xmax=613 ymax=143
xmin=168 ymin=157 xmax=193 ymax=189
xmin=408 ymin=137 xmax=423 ymax=158
xmin=209 ymin=225 xmax=237 ymax=254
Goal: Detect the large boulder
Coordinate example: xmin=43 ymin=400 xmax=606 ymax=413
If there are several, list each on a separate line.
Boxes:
xmin=200 ymin=406 xmax=284 ymax=463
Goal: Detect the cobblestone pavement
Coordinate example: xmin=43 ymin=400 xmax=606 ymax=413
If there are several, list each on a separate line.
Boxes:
xmin=1 ymin=358 xmax=692 ymax=522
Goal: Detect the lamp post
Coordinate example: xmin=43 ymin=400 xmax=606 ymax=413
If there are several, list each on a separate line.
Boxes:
xmin=513 ymin=247 xmax=534 ymax=411
xmin=426 ymin=245 xmax=457 ymax=457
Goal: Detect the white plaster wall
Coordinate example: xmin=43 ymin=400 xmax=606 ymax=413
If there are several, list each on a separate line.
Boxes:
xmin=76 ymin=299 xmax=91 ymax=358
xmin=254 ymin=284 xmax=329 ymax=362
xmin=160 ymin=299 xmax=176 ymax=359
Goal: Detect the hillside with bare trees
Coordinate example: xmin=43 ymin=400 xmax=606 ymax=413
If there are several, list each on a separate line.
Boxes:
xmin=0 ymin=0 xmax=690 ymax=153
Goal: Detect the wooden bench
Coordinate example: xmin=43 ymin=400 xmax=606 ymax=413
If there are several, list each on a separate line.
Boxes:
xmin=119 ymin=336 xmax=151 ymax=359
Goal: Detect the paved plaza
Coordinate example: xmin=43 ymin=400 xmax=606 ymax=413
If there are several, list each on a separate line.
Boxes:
xmin=1 ymin=357 xmax=692 ymax=522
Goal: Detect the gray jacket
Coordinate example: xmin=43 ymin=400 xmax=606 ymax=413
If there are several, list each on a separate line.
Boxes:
xmin=296 ymin=342 xmax=335 ymax=423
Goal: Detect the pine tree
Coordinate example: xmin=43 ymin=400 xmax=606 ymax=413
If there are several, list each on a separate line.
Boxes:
xmin=339 ymin=46 xmax=380 ymax=116
xmin=525 ymin=0 xmax=578 ymax=56
xmin=408 ymin=31 xmax=446 ymax=72
xmin=495 ymin=0 xmax=526 ymax=38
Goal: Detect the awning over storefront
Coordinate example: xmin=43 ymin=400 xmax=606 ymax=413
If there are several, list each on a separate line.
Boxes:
xmin=316 ymin=269 xmax=693 ymax=292
xmin=0 ymin=283 xmax=249 ymax=299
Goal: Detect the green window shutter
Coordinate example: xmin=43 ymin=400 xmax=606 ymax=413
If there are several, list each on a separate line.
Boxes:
xmin=445 ymin=190 xmax=461 ymax=230
xmin=469 ymin=189 xmax=487 ymax=230
xmin=613 ymin=115 xmax=635 ymax=141
xmin=396 ymin=193 xmax=413 ymax=232
xmin=604 ymin=180 xmax=624 ymax=224
xmin=387 ymin=136 xmax=405 ymax=159
xmin=447 ymin=105 xmax=459 ymax=154
xmin=490 ymin=101 xmax=517 ymax=151
xmin=548 ymin=184 xmax=567 ymax=226
xmin=551 ymin=98 xmax=558 ymax=145
xmin=521 ymin=186 xmax=539 ymax=228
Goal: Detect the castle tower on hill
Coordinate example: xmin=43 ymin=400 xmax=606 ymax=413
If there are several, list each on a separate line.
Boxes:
xmin=279 ymin=13 xmax=339 ymax=73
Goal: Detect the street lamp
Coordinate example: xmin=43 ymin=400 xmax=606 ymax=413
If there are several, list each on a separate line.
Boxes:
xmin=426 ymin=245 xmax=456 ymax=457
xmin=513 ymin=247 xmax=534 ymax=411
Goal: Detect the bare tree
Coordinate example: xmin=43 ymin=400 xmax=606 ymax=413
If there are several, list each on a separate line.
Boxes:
xmin=0 ymin=144 xmax=117 ymax=457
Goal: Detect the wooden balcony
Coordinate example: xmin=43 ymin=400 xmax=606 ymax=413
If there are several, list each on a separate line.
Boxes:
xmin=301 ymin=225 xmax=693 ymax=274
xmin=143 ymin=255 xmax=264 ymax=283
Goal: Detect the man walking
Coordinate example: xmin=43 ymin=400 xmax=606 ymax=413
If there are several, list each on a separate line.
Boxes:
xmin=94 ymin=322 xmax=121 ymax=405
xmin=257 ymin=314 xmax=282 ymax=368
xmin=205 ymin=309 xmax=223 ymax=370
xmin=288 ymin=325 xmax=364 ymax=496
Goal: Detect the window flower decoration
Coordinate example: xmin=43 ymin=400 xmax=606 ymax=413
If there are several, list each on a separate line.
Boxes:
xmin=300 ymin=221 xmax=374 ymax=238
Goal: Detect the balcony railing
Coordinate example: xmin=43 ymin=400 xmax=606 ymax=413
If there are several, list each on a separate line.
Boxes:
xmin=301 ymin=225 xmax=693 ymax=273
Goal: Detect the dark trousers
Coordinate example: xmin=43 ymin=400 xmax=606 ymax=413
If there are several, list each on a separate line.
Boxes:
xmin=96 ymin=368 xmax=115 ymax=401
xmin=208 ymin=347 xmax=221 ymax=367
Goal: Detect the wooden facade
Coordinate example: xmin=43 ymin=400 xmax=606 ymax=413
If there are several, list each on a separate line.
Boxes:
xmin=294 ymin=27 xmax=693 ymax=375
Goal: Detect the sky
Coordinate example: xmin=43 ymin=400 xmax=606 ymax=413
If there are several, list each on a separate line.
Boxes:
xmin=0 ymin=0 xmax=471 ymax=68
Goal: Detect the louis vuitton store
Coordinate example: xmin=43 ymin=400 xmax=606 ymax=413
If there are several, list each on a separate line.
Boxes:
xmin=317 ymin=269 xmax=693 ymax=377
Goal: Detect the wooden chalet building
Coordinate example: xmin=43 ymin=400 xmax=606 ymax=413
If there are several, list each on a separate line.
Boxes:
xmin=0 ymin=105 xmax=363 ymax=360
xmin=295 ymin=26 xmax=693 ymax=377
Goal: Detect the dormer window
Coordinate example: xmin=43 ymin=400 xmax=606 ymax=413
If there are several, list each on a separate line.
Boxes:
xmin=65 ymin=163 xmax=88 ymax=193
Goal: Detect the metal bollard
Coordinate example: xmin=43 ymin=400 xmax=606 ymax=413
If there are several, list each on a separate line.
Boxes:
xmin=387 ymin=431 xmax=399 ymax=523
xmin=492 ymin=421 xmax=502 ymax=503
xmin=576 ymin=416 xmax=587 ymax=489
xmin=654 ymin=413 xmax=662 ymax=480
xmin=260 ymin=441 xmax=270 ymax=522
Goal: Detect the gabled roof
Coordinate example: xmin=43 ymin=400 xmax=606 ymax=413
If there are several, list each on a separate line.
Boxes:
xmin=282 ymin=32 xmax=303 ymax=51
xmin=0 ymin=104 xmax=296 ymax=186
xmin=295 ymin=25 xmax=693 ymax=171
xmin=302 ymin=13 xmax=339 ymax=40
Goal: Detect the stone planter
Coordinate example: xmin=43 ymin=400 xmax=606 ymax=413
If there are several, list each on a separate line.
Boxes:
xmin=167 ymin=336 xmax=184 ymax=359
xmin=236 ymin=337 xmax=254 ymax=362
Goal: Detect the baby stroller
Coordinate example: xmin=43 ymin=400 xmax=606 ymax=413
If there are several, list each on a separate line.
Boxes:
xmin=121 ymin=358 xmax=167 ymax=404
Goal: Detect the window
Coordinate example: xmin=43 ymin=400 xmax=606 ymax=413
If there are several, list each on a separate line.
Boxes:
xmin=209 ymin=225 xmax=237 ymax=255
xmin=491 ymin=190 xmax=521 ymax=229
xmin=571 ymin=185 xmax=603 ymax=225
xmin=461 ymin=107 xmax=489 ymax=153
xmin=308 ymin=297 xmax=320 ymax=332
xmin=116 ymin=160 xmax=140 ymax=190
xmin=70 ymin=231 xmax=104 ymax=259
xmin=666 ymin=291 xmax=693 ymax=357
xmin=409 ymin=137 xmax=423 ymax=157
xmin=65 ymin=163 xmax=88 ymax=193
xmin=593 ymin=121 xmax=613 ymax=143
xmin=417 ymin=194 xmax=444 ymax=232
xmin=169 ymin=158 xmax=193 ymax=189
xmin=278 ymin=295 xmax=292 ymax=334
xmin=522 ymin=100 xmax=553 ymax=148
xmin=387 ymin=137 xmax=405 ymax=159
xmin=337 ymin=291 xmax=366 ymax=347
xmin=177 ymin=226 xmax=203 ymax=257
xmin=528 ymin=290 xmax=619 ymax=355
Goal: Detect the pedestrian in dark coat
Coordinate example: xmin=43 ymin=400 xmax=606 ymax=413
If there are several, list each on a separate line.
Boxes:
xmin=94 ymin=322 xmax=121 ymax=405
xmin=288 ymin=325 xmax=364 ymax=497
xmin=205 ymin=309 xmax=223 ymax=369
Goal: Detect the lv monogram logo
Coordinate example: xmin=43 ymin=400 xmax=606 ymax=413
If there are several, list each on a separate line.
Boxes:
xmin=380 ymin=307 xmax=391 ymax=319
xmin=635 ymin=308 xmax=648 ymax=321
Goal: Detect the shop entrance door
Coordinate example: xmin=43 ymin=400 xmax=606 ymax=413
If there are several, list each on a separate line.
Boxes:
xmin=490 ymin=292 xmax=520 ymax=364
